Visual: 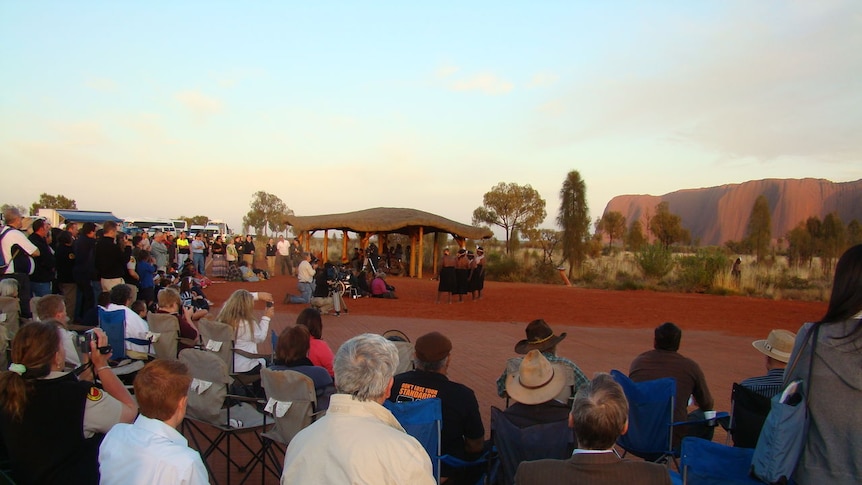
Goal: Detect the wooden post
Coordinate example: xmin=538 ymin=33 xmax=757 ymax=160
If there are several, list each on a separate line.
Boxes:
xmin=342 ymin=230 xmax=349 ymax=263
xmin=323 ymin=230 xmax=329 ymax=262
xmin=409 ymin=230 xmax=417 ymax=278
xmin=432 ymin=233 xmax=439 ymax=277
xmin=417 ymin=226 xmax=424 ymax=279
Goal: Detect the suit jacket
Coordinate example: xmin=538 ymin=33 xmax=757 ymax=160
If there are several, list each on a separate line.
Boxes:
xmin=515 ymin=452 xmax=671 ymax=485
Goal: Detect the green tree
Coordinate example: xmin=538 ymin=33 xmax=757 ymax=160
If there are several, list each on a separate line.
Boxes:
xmin=787 ymin=219 xmax=816 ymax=266
xmin=178 ymin=215 xmax=210 ymax=228
xmin=526 ymin=228 xmax=562 ymax=265
xmin=598 ymin=211 xmax=626 ymax=250
xmin=626 ymin=220 xmax=646 ymax=251
xmin=30 ymin=193 xmax=77 ymax=216
xmin=556 ymin=171 xmax=590 ymax=279
xmin=847 ymin=219 xmax=862 ymax=248
xmin=649 ymin=202 xmax=687 ymax=249
xmin=243 ymin=191 xmax=292 ymax=236
xmin=744 ymin=195 xmax=772 ymax=263
xmin=473 ymin=182 xmax=546 ymax=254
xmin=821 ymin=212 xmax=845 ymax=271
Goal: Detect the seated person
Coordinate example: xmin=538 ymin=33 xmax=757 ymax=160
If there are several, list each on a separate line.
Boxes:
xmin=156 ymin=288 xmax=201 ymax=353
xmin=295 ymin=308 xmax=334 ymax=377
xmin=504 ymin=350 xmax=573 ymax=434
xmin=81 ymin=291 xmax=111 ymax=328
xmin=105 ymin=284 xmax=151 ymax=354
xmin=310 ymin=265 xmax=349 ymax=316
xmin=131 ymin=300 xmax=148 ymax=320
xmin=99 ymin=359 xmax=208 ymax=484
xmin=35 ymin=294 xmax=81 ymax=368
xmin=0 ymin=321 xmax=137 ymax=484
xmin=742 ymin=329 xmax=795 ymax=398
xmin=269 ymin=325 xmax=335 ymax=410
xmin=389 ymin=332 xmax=484 ymax=483
xmin=179 ymin=277 xmax=210 ymax=313
xmin=371 ymin=272 xmax=397 ymax=299
xmin=238 ymin=261 xmax=260 ymax=282
xmin=496 ymin=319 xmax=589 ymax=403
xmin=515 ymin=373 xmax=671 ymax=485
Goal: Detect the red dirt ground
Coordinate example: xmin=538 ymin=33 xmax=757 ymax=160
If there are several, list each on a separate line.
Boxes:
xmin=199 ymin=272 xmax=827 ymax=484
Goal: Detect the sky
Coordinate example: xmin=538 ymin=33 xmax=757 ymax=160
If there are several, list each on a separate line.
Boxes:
xmin=1 ymin=1 xmax=860 ymax=237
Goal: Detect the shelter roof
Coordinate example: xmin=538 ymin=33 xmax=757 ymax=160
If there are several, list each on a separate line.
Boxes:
xmin=55 ymin=210 xmax=123 ymax=224
xmin=284 ymin=207 xmax=493 ymax=240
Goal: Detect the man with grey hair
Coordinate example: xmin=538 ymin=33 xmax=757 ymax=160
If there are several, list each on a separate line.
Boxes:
xmin=1 ymin=207 xmax=40 ymax=318
xmin=282 ymin=333 xmax=434 ymax=485
xmin=515 ymin=373 xmax=671 ymax=484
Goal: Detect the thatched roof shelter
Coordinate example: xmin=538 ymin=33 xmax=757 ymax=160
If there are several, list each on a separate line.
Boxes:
xmin=284 ymin=207 xmax=492 ymax=240
xmin=284 ymin=207 xmax=492 ymax=278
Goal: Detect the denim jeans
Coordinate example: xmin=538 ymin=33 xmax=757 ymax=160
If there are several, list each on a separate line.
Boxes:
xmin=193 ymin=252 xmax=205 ymax=275
xmin=288 ymin=281 xmax=314 ymax=304
xmin=30 ymin=281 xmax=52 ymax=297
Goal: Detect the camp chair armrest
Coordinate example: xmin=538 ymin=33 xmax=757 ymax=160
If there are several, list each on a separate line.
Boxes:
xmin=226 ymin=394 xmax=266 ymax=405
xmin=672 ymin=411 xmax=729 ymax=427
xmin=178 ymin=337 xmax=198 ymax=347
xmin=233 ymin=348 xmax=269 ymax=360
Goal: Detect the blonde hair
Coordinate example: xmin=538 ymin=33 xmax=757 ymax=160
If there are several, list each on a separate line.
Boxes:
xmin=157 ymin=287 xmax=181 ymax=310
xmin=216 ymin=289 xmax=255 ymax=336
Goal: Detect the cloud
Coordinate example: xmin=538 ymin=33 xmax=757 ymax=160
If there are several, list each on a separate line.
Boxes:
xmin=85 ymin=78 xmax=118 ymax=93
xmin=448 ymin=72 xmax=514 ymax=95
xmin=436 ymin=64 xmax=460 ymax=78
xmin=533 ymin=0 xmax=862 ymax=162
xmin=174 ymin=90 xmax=223 ymax=119
xmin=527 ymin=72 xmax=559 ymax=89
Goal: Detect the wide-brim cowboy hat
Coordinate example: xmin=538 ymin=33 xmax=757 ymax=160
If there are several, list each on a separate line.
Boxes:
xmin=514 ymin=319 xmax=567 ymax=354
xmin=752 ymin=329 xmax=796 ymax=363
xmin=506 ymin=350 xmax=568 ymax=405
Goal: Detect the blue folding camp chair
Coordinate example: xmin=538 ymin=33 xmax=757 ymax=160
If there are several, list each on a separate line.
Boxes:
xmin=678 ymin=437 xmax=760 ymax=485
xmin=610 ymin=370 xmax=728 ymax=466
xmin=489 ymin=406 xmax=572 ymax=485
xmin=99 ymin=308 xmax=151 ymax=360
xmin=384 ymin=398 xmax=443 ymax=483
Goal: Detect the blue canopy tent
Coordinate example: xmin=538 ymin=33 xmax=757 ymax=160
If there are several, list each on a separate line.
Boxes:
xmin=54 ymin=210 xmax=123 ymax=224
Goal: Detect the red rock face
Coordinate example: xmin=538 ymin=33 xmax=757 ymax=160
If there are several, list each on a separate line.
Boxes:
xmin=603 ymin=178 xmax=862 ymax=246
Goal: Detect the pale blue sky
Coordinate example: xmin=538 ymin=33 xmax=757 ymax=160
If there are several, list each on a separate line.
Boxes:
xmin=1 ymin=1 xmax=859 ymax=235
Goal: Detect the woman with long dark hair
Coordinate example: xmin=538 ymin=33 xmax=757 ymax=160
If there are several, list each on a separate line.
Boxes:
xmin=785 ymin=244 xmax=862 ymax=484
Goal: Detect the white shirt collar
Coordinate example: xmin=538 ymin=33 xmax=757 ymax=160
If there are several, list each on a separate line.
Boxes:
xmin=572 ymin=448 xmax=616 ymax=455
xmin=133 ymin=414 xmax=188 ymax=447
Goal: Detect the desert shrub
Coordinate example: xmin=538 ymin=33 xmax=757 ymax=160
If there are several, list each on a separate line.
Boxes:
xmin=676 ymin=249 xmax=730 ymax=293
xmin=528 ymin=261 xmax=561 ymax=284
xmin=484 ymin=253 xmax=520 ymax=282
xmin=635 ymin=243 xmax=675 ymax=280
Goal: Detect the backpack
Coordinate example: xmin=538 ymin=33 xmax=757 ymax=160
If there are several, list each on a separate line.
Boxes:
xmin=0 ymin=227 xmax=21 ymax=271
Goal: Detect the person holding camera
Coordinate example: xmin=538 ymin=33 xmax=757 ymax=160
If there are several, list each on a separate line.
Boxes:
xmin=215 ymin=289 xmax=274 ymax=374
xmin=0 ymin=320 xmax=137 ymax=484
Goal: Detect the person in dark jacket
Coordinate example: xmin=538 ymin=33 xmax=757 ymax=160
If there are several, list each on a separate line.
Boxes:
xmin=94 ymin=221 xmax=130 ymax=293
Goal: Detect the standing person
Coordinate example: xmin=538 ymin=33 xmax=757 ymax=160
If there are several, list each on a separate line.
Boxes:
xmin=190 ymin=233 xmax=206 ymax=277
xmin=150 ymin=231 xmax=169 ymax=273
xmin=784 ymin=244 xmax=862 ymax=485
xmin=242 ymin=234 xmax=255 ymax=266
xmin=515 ymin=374 xmax=671 ymax=485
xmin=175 ymin=232 xmax=190 ymax=269
xmin=99 ymin=360 xmax=208 ymax=485
xmin=281 ymin=334 xmax=435 ymax=485
xmin=72 ymin=222 xmax=99 ymax=321
xmin=276 ymin=235 xmax=291 ymax=276
xmin=94 ymin=221 xmax=130 ymax=292
xmin=0 ymin=321 xmax=137 ymax=484
xmin=54 ymin=230 xmax=77 ymax=321
xmin=164 ymin=233 xmax=176 ymax=268
xmin=436 ymin=247 xmax=456 ymax=304
xmin=285 ymin=252 xmax=315 ymax=304
xmin=210 ymin=236 xmax=227 ymax=278
xmin=289 ymin=238 xmax=302 ymax=275
xmin=1 ymin=207 xmax=40 ymax=318
xmin=470 ymin=246 xmax=486 ymax=300
xmin=226 ymin=235 xmax=240 ymax=268
xmin=454 ymin=248 xmax=470 ymax=303
xmin=136 ymin=231 xmax=151 ymax=252
xmin=27 ymin=218 xmax=55 ymax=297
xmin=135 ymin=250 xmax=157 ymax=306
xmin=266 ymin=238 xmax=277 ymax=277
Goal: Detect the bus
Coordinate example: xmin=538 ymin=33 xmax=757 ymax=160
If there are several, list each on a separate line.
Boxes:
xmin=123 ymin=217 xmax=174 ymax=235
xmin=205 ymin=220 xmax=231 ymax=240
xmin=172 ymin=220 xmax=188 ymax=233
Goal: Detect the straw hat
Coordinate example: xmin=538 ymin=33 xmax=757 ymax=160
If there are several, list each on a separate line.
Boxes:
xmin=514 ymin=319 xmax=567 ymax=354
xmin=752 ymin=329 xmax=796 ymax=363
xmin=506 ymin=350 xmax=568 ymax=405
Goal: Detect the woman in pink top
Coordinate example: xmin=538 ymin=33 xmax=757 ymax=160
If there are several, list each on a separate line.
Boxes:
xmin=295 ymin=308 xmax=334 ymax=377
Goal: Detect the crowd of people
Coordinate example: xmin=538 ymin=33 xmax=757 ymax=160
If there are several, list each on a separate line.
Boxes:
xmin=1 ymin=204 xmax=859 ymax=485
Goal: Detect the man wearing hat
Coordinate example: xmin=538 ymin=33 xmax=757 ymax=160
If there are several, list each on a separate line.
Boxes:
xmin=741 ymin=329 xmax=796 ymax=398
xmin=504 ymin=350 xmax=573 ymax=445
xmin=389 ymin=331 xmax=485 ymax=483
xmin=496 ymin=319 xmax=589 ymax=403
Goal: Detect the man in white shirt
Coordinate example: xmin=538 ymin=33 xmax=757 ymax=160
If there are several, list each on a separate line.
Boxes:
xmin=100 ymin=359 xmax=208 ymax=485
xmin=285 ymin=252 xmax=315 ymax=304
xmin=276 ymin=235 xmax=291 ymax=276
xmin=282 ymin=333 xmax=435 ymax=485
xmin=1 ymin=207 xmax=40 ymax=318
xmin=105 ymin=284 xmax=150 ymax=354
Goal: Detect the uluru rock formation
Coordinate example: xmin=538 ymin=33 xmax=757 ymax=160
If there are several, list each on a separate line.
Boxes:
xmin=603 ymin=178 xmax=862 ymax=246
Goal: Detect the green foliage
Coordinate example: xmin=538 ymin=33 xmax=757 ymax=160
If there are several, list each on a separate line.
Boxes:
xmin=676 ymin=249 xmax=730 ymax=293
xmin=787 ymin=219 xmax=815 ymax=266
xmin=744 ymin=195 xmax=771 ymax=262
xmin=598 ymin=211 xmax=626 ymax=249
xmin=847 ymin=219 xmax=862 ymax=248
xmin=649 ymin=202 xmax=688 ymax=249
xmin=626 ymin=220 xmax=646 ymax=251
xmin=30 ymin=193 xmax=76 ymax=216
xmin=821 ymin=212 xmax=845 ymax=269
xmin=556 ymin=170 xmax=590 ymax=279
xmin=635 ymin=243 xmax=674 ymax=279
xmin=243 ymin=191 xmax=292 ymax=236
xmin=483 ymin=253 xmax=520 ymax=282
xmin=178 ymin=215 xmax=209 ymax=227
xmin=525 ymin=228 xmax=562 ymax=265
xmin=473 ymin=182 xmax=546 ymax=255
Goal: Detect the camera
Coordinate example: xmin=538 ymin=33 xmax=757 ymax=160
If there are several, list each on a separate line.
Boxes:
xmin=76 ymin=329 xmax=112 ymax=355
xmin=266 ymin=301 xmax=274 ymax=308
